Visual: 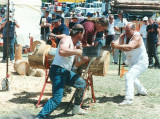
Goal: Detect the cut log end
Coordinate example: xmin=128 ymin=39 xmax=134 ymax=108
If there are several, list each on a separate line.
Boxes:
xmin=14 ymin=60 xmax=30 ymax=75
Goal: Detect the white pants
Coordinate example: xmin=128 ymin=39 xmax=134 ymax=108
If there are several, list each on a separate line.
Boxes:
xmin=125 ymin=61 xmax=148 ymax=100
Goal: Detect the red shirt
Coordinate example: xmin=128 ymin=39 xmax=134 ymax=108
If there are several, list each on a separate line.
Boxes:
xmin=82 ymin=21 xmax=96 ymax=46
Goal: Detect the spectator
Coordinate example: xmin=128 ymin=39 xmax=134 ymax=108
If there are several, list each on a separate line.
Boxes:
xmin=49 ymin=14 xmax=69 ymax=46
xmin=139 ymin=16 xmax=148 ymax=48
xmin=39 ymin=9 xmax=52 ymax=42
xmin=1 ymin=13 xmax=20 ymax=63
xmin=113 ymin=10 xmax=128 ymax=65
xmin=69 ymin=14 xmax=79 ymax=31
xmin=81 ymin=17 xmax=108 ymax=46
xmin=105 ymin=14 xmax=115 ymax=46
xmin=146 ymin=17 xmax=160 ymax=69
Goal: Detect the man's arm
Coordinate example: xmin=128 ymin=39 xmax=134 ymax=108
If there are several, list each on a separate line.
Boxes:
xmin=1 ymin=20 xmax=7 ymax=28
xmin=14 ymin=20 xmax=20 ymax=28
xmin=157 ymin=27 xmax=160 ymax=46
xmin=59 ymin=37 xmax=82 ymax=57
xmin=50 ymin=33 xmax=67 ymax=40
xmin=111 ymin=34 xmax=141 ymax=52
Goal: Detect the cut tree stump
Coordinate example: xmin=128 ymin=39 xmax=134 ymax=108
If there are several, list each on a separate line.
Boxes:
xmin=14 ymin=60 xmax=30 ymax=75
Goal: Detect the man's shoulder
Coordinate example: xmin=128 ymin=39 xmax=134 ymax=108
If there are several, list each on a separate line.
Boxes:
xmin=61 ymin=36 xmax=71 ymax=42
xmin=153 ymin=22 xmax=159 ymax=27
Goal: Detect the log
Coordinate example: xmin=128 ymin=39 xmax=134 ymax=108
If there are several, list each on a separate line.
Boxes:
xmin=27 ymin=68 xmax=45 ymax=77
xmin=89 ymin=50 xmax=110 ymax=76
xmin=27 ymin=68 xmax=37 ymax=76
xmin=28 ymin=44 xmax=54 ymax=69
xmin=113 ymin=4 xmax=160 ymax=10
xmin=14 ymin=44 xmax=22 ymax=61
xmin=14 ymin=60 xmax=30 ymax=75
xmin=113 ymin=0 xmax=160 ymax=5
xmin=31 ymin=40 xmax=46 ymax=52
xmin=111 ymin=8 xmax=160 ymax=13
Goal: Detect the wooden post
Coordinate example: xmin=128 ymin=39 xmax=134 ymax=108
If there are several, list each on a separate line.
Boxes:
xmin=15 ymin=44 xmax=22 ymax=62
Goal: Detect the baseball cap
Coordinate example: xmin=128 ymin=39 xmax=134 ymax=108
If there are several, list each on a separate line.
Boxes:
xmin=87 ymin=12 xmax=93 ymax=17
xmin=52 ymin=14 xmax=61 ymax=22
xmin=143 ymin=16 xmax=148 ymax=21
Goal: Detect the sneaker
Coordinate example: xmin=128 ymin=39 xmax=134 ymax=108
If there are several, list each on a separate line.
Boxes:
xmin=11 ymin=60 xmax=14 ymax=64
xmin=135 ymin=93 xmax=148 ymax=96
xmin=72 ymin=105 xmax=87 ymax=115
xmin=119 ymin=99 xmax=133 ymax=106
xmin=148 ymin=64 xmax=154 ymax=68
xmin=1 ymin=59 xmax=6 ymax=63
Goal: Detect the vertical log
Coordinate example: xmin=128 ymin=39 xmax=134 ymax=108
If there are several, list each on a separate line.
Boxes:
xmin=15 ymin=44 xmax=22 ymax=62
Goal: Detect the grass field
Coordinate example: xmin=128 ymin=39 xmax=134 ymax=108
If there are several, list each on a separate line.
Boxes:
xmin=0 ymin=47 xmax=160 ymax=119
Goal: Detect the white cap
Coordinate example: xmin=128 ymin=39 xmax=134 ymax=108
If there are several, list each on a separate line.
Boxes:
xmin=143 ymin=16 xmax=148 ymax=21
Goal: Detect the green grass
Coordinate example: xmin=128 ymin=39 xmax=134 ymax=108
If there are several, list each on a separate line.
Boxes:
xmin=0 ymin=48 xmax=160 ymax=119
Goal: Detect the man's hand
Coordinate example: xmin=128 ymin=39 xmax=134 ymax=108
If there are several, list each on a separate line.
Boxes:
xmin=76 ymin=49 xmax=82 ymax=57
xmin=81 ymin=56 xmax=89 ymax=64
xmin=111 ymin=42 xmax=118 ymax=49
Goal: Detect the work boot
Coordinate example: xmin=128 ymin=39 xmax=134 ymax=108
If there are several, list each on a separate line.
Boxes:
xmin=72 ymin=105 xmax=87 ymax=115
xmin=1 ymin=59 xmax=6 ymax=63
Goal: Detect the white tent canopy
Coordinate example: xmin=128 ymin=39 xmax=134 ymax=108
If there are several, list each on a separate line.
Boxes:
xmin=0 ymin=0 xmax=7 ymax=5
xmin=1 ymin=0 xmax=42 ymax=46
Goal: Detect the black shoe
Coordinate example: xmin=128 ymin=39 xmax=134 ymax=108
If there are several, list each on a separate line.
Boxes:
xmin=113 ymin=62 xmax=117 ymax=64
xmin=148 ymin=64 xmax=154 ymax=68
xmin=135 ymin=93 xmax=148 ymax=96
xmin=155 ymin=65 xmax=160 ymax=69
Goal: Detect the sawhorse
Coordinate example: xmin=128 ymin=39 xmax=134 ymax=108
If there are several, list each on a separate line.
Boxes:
xmin=64 ymin=70 xmax=96 ymax=114
xmin=84 ymin=71 xmax=96 ymax=103
xmin=36 ymin=55 xmax=51 ymax=108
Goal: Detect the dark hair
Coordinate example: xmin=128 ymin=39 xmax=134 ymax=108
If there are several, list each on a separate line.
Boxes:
xmin=70 ymin=24 xmax=84 ymax=36
xmin=87 ymin=17 xmax=109 ymax=27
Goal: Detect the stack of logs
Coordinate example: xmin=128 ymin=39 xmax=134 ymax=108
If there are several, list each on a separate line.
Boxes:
xmin=14 ymin=40 xmax=51 ymax=77
xmin=110 ymin=0 xmax=160 ymax=13
xmin=14 ymin=41 xmax=111 ymax=77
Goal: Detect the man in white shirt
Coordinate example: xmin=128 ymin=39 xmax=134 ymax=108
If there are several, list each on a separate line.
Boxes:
xmin=105 ymin=14 xmax=115 ymax=45
xmin=139 ymin=16 xmax=148 ymax=48
xmin=36 ymin=24 xmax=88 ymax=119
xmin=113 ymin=10 xmax=128 ymax=65
xmin=111 ymin=22 xmax=148 ymax=105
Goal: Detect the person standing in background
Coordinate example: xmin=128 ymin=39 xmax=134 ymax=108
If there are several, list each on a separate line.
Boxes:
xmin=139 ymin=16 xmax=148 ymax=49
xmin=1 ymin=13 xmax=20 ymax=63
xmin=105 ymin=14 xmax=115 ymax=46
xmin=114 ymin=10 xmax=128 ymax=65
xmin=39 ymin=9 xmax=52 ymax=42
xmin=146 ymin=17 xmax=160 ymax=69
